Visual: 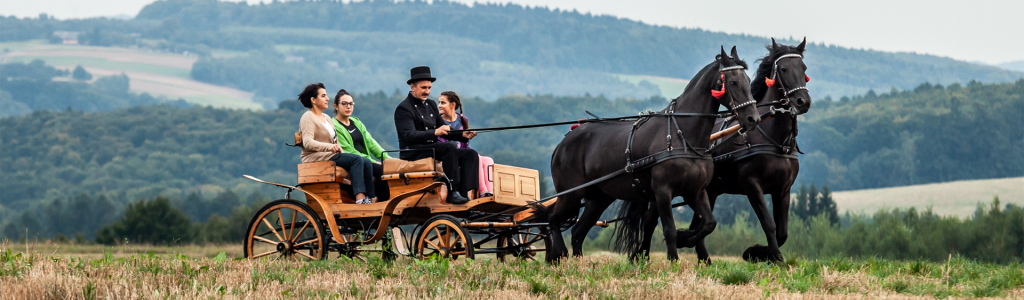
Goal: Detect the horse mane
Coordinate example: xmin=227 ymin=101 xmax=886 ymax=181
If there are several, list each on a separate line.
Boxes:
xmin=751 ymin=44 xmax=804 ymax=101
xmin=672 ymin=55 xmax=747 ymax=110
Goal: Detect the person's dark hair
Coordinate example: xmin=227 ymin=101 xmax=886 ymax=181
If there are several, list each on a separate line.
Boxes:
xmin=333 ymin=89 xmax=351 ymax=114
xmin=440 ymin=91 xmax=468 ymax=129
xmin=298 ymin=82 xmax=325 ymax=108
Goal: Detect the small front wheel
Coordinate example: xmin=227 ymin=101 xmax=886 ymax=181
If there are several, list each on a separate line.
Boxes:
xmin=243 ymin=200 xmax=327 ymax=261
xmin=415 ymin=215 xmax=474 ymax=260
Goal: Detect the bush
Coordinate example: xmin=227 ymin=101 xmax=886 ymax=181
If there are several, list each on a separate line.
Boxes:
xmin=95 ymin=197 xmax=192 ymax=245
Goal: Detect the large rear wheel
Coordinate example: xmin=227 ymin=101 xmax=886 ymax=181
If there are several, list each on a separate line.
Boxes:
xmin=243 ymin=200 xmax=327 ymax=261
xmin=415 ymin=215 xmax=474 ymax=260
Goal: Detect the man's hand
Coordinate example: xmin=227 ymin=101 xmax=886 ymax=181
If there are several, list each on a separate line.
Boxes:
xmin=434 ymin=125 xmax=451 ymax=136
xmin=462 ymin=131 xmax=477 ymax=139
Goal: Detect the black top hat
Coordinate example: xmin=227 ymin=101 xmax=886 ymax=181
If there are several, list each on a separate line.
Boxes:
xmin=407 ymin=66 xmax=436 ymax=85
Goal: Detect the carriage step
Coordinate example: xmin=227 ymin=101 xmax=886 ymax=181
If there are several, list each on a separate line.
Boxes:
xmin=391 ymin=227 xmax=411 ymax=256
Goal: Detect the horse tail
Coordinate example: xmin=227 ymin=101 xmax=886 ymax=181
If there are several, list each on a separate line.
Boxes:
xmin=610 ymin=199 xmax=649 ymax=254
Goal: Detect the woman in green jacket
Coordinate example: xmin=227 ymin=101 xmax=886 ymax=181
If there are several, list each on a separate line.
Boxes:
xmin=332 ymin=89 xmax=392 ymax=201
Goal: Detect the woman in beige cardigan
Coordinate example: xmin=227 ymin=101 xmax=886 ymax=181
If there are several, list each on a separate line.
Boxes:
xmin=298 ymin=83 xmax=376 ymax=204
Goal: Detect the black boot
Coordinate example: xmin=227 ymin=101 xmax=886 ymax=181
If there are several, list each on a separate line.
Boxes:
xmin=446 ymin=191 xmax=470 ymax=204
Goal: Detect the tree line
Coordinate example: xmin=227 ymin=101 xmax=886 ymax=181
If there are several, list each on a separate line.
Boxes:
xmin=798 ymin=80 xmax=1024 ymax=190
xmin=4 ymin=0 xmax=1023 ymax=104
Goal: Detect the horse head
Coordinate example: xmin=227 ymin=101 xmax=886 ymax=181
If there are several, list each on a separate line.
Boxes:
xmin=714 ymin=46 xmax=761 ymax=133
xmin=755 ymin=37 xmax=812 ymax=114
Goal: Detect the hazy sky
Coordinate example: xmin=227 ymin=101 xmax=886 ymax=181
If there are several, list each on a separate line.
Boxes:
xmin=5 ymin=0 xmax=1024 ymax=65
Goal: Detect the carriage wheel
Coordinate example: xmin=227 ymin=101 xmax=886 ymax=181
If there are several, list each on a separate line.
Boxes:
xmin=497 ymin=227 xmax=550 ymax=262
xmin=243 ymin=200 xmax=326 ymax=261
xmin=415 ymin=215 xmax=475 ymax=260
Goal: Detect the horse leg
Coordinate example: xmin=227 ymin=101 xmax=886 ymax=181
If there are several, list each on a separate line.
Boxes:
xmin=771 ymin=189 xmax=792 ymax=248
xmin=740 ymin=184 xmax=782 ymax=263
xmin=678 ymin=190 xmax=716 ymax=250
xmin=570 ymin=195 xmax=615 ymax=257
xmin=693 ymin=192 xmax=720 ymax=265
xmin=631 ymin=203 xmax=658 ymax=262
xmin=545 ymin=193 xmax=581 ymax=263
xmin=653 ymin=189 xmax=680 ymax=261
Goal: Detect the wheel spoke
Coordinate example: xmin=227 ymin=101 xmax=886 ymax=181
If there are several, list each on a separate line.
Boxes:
xmin=289 ymin=210 xmax=298 ymax=242
xmin=295 ymin=238 xmax=318 ymax=247
xmin=451 ymin=250 xmax=467 ymax=256
xmin=296 ymin=251 xmax=317 ymax=260
xmin=277 ymin=210 xmax=288 ymax=241
xmin=442 ymin=227 xmax=453 ymax=248
xmin=253 ymin=236 xmax=277 ymax=245
xmin=291 ymin=221 xmax=310 ymax=243
xmin=424 ymin=239 xmax=440 ymax=250
xmin=433 ymin=227 xmax=445 ymax=248
xmin=252 ymin=250 xmax=277 ymax=259
xmin=262 ymin=218 xmax=285 ymax=242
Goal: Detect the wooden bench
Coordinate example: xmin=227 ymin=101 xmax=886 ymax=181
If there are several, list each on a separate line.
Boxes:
xmin=298 ymin=161 xmax=355 ymax=204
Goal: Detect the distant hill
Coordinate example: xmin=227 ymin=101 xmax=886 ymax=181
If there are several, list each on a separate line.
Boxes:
xmin=798 ymin=80 xmax=1024 ymax=191
xmin=999 ymin=60 xmax=1024 ymax=73
xmin=833 ymin=177 xmax=1024 ymax=217
xmin=134 ymin=0 xmax=1024 ymax=100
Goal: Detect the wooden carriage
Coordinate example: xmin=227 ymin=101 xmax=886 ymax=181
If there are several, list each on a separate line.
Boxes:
xmin=242 ymin=143 xmax=552 ymax=261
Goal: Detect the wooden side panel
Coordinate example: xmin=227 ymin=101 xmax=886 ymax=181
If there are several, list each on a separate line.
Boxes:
xmin=298 ymin=161 xmax=337 ymax=184
xmin=387 ymin=178 xmax=436 ymax=199
xmin=304 ymin=183 xmax=353 ymax=204
xmin=492 ymin=164 xmax=540 ymax=206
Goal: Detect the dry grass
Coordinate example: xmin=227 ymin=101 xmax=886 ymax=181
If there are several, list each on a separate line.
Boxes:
xmin=2 ymin=242 xmax=1022 ymax=299
xmin=833 ymin=176 xmax=1024 ymax=217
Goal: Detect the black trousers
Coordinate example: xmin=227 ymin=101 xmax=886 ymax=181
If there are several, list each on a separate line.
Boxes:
xmin=371 ymin=162 xmax=390 ymax=200
xmin=400 ymin=142 xmax=479 ymax=195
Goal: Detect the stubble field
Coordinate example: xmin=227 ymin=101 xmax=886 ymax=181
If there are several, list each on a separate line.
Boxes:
xmin=2 ymin=242 xmax=1023 ymax=299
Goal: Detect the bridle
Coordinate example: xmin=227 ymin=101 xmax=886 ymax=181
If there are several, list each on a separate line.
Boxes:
xmin=764 ymin=53 xmax=809 ymax=106
xmin=712 ymin=64 xmax=756 ymax=113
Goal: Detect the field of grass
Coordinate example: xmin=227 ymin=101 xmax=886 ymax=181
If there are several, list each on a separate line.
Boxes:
xmin=0 ymin=41 xmax=259 ymax=110
xmin=3 ymin=242 xmax=1022 ymax=299
xmin=833 ymin=176 xmax=1024 ymax=217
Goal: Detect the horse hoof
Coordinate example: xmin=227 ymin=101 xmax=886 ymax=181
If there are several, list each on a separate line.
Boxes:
xmin=742 ymin=245 xmax=783 ymax=263
xmin=698 ymin=257 xmax=712 ymax=266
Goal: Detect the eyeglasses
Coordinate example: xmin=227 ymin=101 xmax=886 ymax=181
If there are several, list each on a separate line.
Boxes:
xmin=339 ymin=102 xmax=354 ymax=107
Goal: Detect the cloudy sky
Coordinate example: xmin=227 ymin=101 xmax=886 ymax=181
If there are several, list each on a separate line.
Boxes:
xmin=5 ymin=0 xmax=1023 ymax=65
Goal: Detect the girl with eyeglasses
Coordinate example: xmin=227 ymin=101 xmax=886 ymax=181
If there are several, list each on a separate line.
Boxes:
xmin=332 ymin=89 xmax=392 ymax=201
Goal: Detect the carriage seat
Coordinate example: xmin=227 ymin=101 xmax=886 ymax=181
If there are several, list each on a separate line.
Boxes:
xmin=380 ymin=157 xmax=442 ymax=181
xmin=297 ymin=161 xmax=352 ymax=185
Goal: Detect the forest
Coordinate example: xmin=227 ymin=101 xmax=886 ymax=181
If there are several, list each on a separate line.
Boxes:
xmin=3 ymin=0 xmax=1022 ymax=107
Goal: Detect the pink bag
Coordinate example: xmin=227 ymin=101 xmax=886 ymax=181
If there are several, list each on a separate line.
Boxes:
xmin=478 ymin=155 xmax=494 ymax=195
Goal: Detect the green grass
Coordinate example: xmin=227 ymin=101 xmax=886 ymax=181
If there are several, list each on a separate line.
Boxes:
xmin=0 ymin=40 xmax=47 ymax=53
xmin=4 ymin=56 xmax=191 ymax=78
xmin=2 ymin=242 xmax=1023 ymax=298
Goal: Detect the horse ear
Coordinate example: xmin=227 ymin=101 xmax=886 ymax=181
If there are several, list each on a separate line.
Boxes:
xmin=797 ymin=37 xmax=807 ymax=52
xmin=720 ymin=45 xmax=728 ymax=59
xmin=771 ymin=38 xmax=778 ymax=50
xmin=730 ymin=46 xmax=738 ymax=59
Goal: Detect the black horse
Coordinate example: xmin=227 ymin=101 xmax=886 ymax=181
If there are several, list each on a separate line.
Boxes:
xmin=543 ymin=46 xmax=761 ymax=262
xmin=677 ymin=38 xmax=812 ymax=264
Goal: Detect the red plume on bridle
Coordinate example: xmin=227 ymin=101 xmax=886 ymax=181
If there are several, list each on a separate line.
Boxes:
xmin=765 ymin=77 xmax=775 ymax=87
xmin=805 ymin=75 xmax=810 ymax=82
xmin=711 ymin=73 xmax=726 ymax=99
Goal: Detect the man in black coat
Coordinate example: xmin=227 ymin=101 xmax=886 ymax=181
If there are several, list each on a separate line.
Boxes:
xmin=394 ymin=66 xmax=478 ymax=204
